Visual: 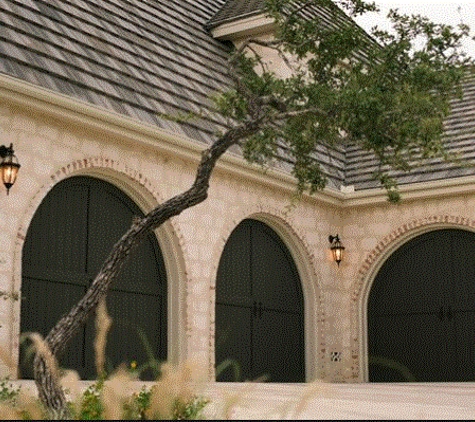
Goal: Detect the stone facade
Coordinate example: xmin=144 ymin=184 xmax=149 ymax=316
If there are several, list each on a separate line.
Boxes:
xmin=2 ymin=75 xmax=475 ymax=384
xmin=0 ymin=92 xmax=337 ymax=382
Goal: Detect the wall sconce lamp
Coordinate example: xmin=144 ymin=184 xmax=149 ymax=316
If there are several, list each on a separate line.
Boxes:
xmin=329 ymin=234 xmax=345 ymax=266
xmin=0 ymin=144 xmax=20 ymax=195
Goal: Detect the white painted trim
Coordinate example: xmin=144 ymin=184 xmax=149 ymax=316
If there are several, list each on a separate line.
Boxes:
xmin=343 ymin=175 xmax=475 ymax=207
xmin=210 ymin=14 xmax=275 ymax=40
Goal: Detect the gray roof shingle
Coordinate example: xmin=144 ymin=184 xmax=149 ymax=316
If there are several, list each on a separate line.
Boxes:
xmin=0 ymin=0 xmax=345 ymax=189
xmin=207 ymin=0 xmax=265 ymax=28
xmin=344 ymin=76 xmax=475 ymax=190
xmin=0 ymin=0 xmax=231 ymax=143
xmin=0 ymin=0 xmax=473 ymax=192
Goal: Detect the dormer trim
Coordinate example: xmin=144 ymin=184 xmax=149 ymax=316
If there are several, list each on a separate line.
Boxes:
xmin=210 ymin=13 xmax=275 ymax=40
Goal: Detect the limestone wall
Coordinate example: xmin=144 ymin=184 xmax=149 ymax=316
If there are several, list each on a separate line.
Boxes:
xmin=3 ymin=81 xmax=474 ymax=385
xmin=0 ymin=98 xmax=341 ymax=382
xmin=339 ymin=196 xmax=475 ymax=382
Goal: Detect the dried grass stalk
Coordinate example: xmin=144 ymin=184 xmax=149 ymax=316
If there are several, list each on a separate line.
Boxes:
xmin=0 ymin=403 xmax=23 ymax=420
xmin=59 ymin=369 xmax=81 ymax=407
xmin=218 ymin=380 xmax=263 ymax=420
xmin=146 ymin=359 xmax=205 ymax=419
xmin=17 ymin=390 xmax=45 ymax=420
xmin=94 ymin=297 xmax=112 ymax=378
xmin=23 ymin=333 xmax=59 ymax=382
xmin=292 ymin=381 xmax=330 ymax=418
xmin=146 ymin=363 xmax=180 ymax=419
xmin=102 ymin=366 xmax=133 ymax=420
xmin=220 ymin=392 xmax=241 ymax=420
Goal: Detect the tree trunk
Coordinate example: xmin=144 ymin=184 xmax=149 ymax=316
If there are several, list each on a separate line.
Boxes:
xmin=33 ymin=123 xmax=261 ymax=417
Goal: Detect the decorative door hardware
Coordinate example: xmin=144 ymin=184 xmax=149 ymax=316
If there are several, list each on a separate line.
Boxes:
xmin=437 ymin=306 xmax=454 ymax=321
xmin=252 ymin=301 xmax=264 ymax=319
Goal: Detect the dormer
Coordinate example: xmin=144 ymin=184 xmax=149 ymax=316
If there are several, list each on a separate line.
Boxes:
xmin=208 ymin=1 xmax=296 ymax=77
xmin=207 ymin=0 xmax=275 ymax=42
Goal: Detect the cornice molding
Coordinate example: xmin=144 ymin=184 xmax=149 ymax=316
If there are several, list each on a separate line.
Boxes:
xmin=0 ymin=74 xmax=343 ymax=206
xmin=343 ymin=176 xmax=475 ymax=208
xmin=1 ymin=74 xmax=473 ymax=210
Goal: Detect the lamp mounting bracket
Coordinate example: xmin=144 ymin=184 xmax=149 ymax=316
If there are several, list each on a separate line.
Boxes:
xmin=0 ymin=144 xmax=13 ymax=158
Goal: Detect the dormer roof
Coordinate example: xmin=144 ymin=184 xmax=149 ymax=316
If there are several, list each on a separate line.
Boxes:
xmin=207 ymin=0 xmax=265 ymax=29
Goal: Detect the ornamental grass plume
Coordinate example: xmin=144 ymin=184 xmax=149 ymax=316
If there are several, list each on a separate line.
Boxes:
xmin=0 ymin=299 xmax=210 ymax=420
xmin=94 ymin=297 xmax=112 ymax=379
xmin=145 ymin=359 xmax=207 ymax=420
xmin=287 ymin=381 xmax=330 ymax=419
xmin=15 ymin=389 xmax=46 ymax=420
xmin=22 ymin=332 xmax=60 ymax=383
xmin=0 ymin=402 xmax=23 ymax=420
xmin=59 ymin=369 xmax=82 ymax=412
xmin=102 ymin=366 xmax=135 ymax=420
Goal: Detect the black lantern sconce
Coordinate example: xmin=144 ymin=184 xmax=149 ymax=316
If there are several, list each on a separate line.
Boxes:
xmin=0 ymin=143 xmax=20 ymax=195
xmin=329 ymin=234 xmax=345 ymax=266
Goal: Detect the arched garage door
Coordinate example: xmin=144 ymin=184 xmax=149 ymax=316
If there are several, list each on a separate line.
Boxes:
xmin=216 ymin=219 xmax=305 ymax=382
xmin=368 ymin=229 xmax=475 ymax=382
xmin=20 ymin=176 xmax=167 ymax=380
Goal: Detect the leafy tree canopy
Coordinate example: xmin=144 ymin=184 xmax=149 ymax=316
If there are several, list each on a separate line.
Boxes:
xmin=212 ymin=0 xmax=474 ymax=201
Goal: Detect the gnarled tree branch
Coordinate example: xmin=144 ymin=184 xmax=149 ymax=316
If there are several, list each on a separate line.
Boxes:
xmin=33 ymin=120 xmax=263 ymax=418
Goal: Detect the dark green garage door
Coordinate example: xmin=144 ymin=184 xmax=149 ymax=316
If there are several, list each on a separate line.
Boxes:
xmin=20 ymin=176 xmax=167 ymax=380
xmin=368 ymin=229 xmax=475 ymax=382
xmin=216 ymin=219 xmax=305 ymax=382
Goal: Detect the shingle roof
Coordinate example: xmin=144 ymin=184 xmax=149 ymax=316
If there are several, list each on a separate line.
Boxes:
xmin=0 ymin=0 xmax=345 ymax=189
xmin=0 ymin=0 xmax=231 ymax=144
xmin=0 ymin=0 xmax=473 ymax=192
xmin=207 ymin=0 xmax=265 ymax=28
xmin=345 ymin=76 xmax=475 ymax=190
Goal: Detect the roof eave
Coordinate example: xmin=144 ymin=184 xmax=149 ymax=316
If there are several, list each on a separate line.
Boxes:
xmin=209 ymin=13 xmax=275 ymax=40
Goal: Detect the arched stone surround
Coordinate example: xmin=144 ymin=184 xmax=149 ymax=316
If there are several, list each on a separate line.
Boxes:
xmin=208 ymin=204 xmax=325 ymax=382
xmin=351 ymin=215 xmax=475 ymax=382
xmin=9 ymin=157 xmax=189 ymax=377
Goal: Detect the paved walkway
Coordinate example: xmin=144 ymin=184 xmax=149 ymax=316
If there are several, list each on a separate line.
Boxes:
xmin=202 ymin=382 xmax=475 ymax=419
xmin=14 ymin=380 xmax=475 ymax=419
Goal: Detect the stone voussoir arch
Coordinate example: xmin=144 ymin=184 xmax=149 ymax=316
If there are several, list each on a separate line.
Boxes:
xmin=15 ymin=156 xmax=169 ymax=245
xmin=208 ymin=203 xmax=325 ymax=381
xmin=349 ymin=214 xmax=475 ymax=382
xmin=11 ymin=156 xmax=190 ymax=374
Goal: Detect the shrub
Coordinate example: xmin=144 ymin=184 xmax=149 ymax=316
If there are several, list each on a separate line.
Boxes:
xmin=0 ymin=371 xmax=209 ymax=420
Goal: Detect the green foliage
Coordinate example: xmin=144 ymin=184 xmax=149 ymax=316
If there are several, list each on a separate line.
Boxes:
xmin=172 ymin=396 xmax=209 ymax=420
xmin=69 ymin=381 xmax=209 ymax=420
xmin=0 ymin=375 xmax=209 ymax=420
xmin=215 ymin=358 xmax=242 ymax=382
xmin=213 ymin=0 xmax=474 ymax=201
xmin=122 ymin=387 xmax=151 ymax=420
xmin=75 ymin=381 xmax=104 ymax=420
xmin=0 ymin=378 xmax=45 ymax=420
xmin=369 ymin=355 xmax=417 ymax=381
xmin=0 ymin=378 xmax=21 ymax=406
